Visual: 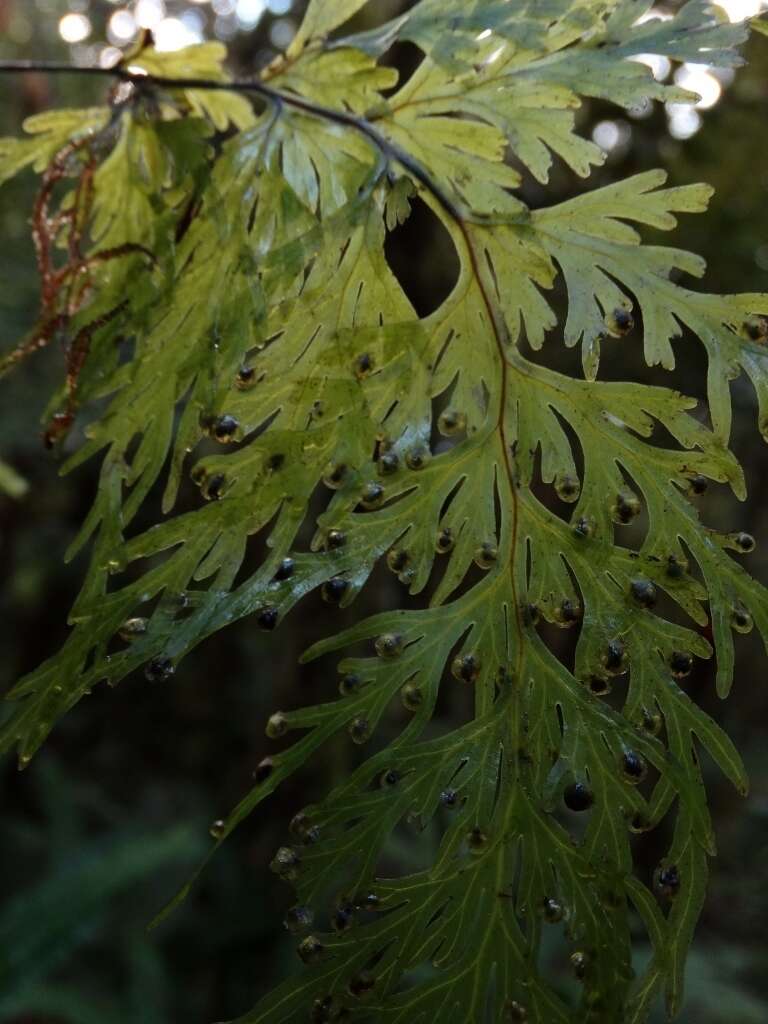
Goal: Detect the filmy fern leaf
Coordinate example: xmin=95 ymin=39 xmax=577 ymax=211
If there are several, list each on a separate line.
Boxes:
xmin=1 ymin=3 xmax=766 ymax=1021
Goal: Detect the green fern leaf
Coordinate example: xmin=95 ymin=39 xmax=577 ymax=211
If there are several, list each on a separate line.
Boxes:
xmin=0 ymin=107 xmax=109 ymax=185
xmin=1 ymin=3 xmax=766 ymax=1022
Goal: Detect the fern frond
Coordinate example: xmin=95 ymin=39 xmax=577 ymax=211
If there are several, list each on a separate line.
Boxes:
xmin=1 ymin=2 xmax=766 ymax=1021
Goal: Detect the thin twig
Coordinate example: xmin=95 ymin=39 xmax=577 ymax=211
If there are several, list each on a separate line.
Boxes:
xmin=0 ymin=59 xmax=464 ymax=221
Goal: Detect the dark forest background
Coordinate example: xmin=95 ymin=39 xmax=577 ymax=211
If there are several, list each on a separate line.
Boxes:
xmin=1 ymin=1 xmax=767 ymax=1021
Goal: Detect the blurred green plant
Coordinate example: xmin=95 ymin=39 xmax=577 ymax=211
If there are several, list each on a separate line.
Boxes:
xmin=0 ymin=756 xmax=205 ymax=1024
xmin=1 ymin=2 xmax=768 ymax=1022
xmin=0 ymin=457 xmax=28 ymax=498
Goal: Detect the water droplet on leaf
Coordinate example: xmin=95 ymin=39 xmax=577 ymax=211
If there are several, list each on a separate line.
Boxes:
xmin=284 ymin=904 xmax=313 ymax=933
xmin=322 ymin=577 xmax=349 ymax=605
xmin=436 ymin=528 xmax=455 ymax=553
xmin=555 ymin=599 xmax=581 ymax=627
xmin=629 ymin=812 xmax=651 ymax=834
xmin=204 ymin=473 xmax=226 ymax=501
xmin=387 ymin=548 xmax=410 ymax=573
xmin=555 ymin=473 xmax=580 ymax=503
xmin=378 ymin=451 xmax=399 ymax=476
xmin=360 ymin=481 xmax=384 ymax=509
xmin=602 ymin=639 xmax=627 ymax=675
xmin=731 ymin=606 xmax=753 ymax=633
xmin=236 ymin=366 xmax=256 ymax=389
xmin=641 ymin=708 xmax=663 ymax=736
xmin=666 ymin=553 xmax=688 ymax=579
xmin=734 ymin=532 xmax=756 ymax=553
xmin=670 ymin=650 xmax=693 ymax=678
xmin=266 ymin=712 xmax=288 ymax=739
xmin=607 ymin=304 xmax=634 ymax=335
xmin=522 ymin=603 xmax=540 ymax=627
xmin=191 ymin=464 xmax=208 ymax=487
xmin=451 ymin=652 xmax=480 ymax=683
xmin=270 ymin=845 xmax=301 ymax=879
xmin=621 ymin=750 xmax=647 ymax=784
xmin=297 ymin=935 xmax=324 ymax=964
xmin=289 ymin=811 xmax=314 ymax=840
xmin=257 ymin=607 xmax=279 ymax=630
xmin=331 ymin=903 xmax=354 ymax=932
xmin=573 ymin=515 xmax=596 ymax=539
xmin=349 ymin=970 xmax=376 ymax=997
xmin=406 ymin=446 xmax=429 ymax=470
xmin=613 ymin=489 xmax=641 ymax=524
xmin=588 ymin=674 xmax=612 ymax=696
xmin=438 ymin=409 xmax=466 ymax=436
xmin=273 ymin=558 xmax=295 ymax=582
xmin=212 ymin=414 xmax=239 ymax=443
xmin=570 ymin=950 xmax=589 ymax=980
xmin=323 ymin=463 xmax=347 ymax=489
xmin=348 ymin=716 xmax=371 ymax=744
xmin=326 ymin=529 xmax=347 ymax=550
xmin=375 ymin=633 xmax=404 ymax=658
xmin=253 ymin=757 xmax=274 ymax=783
xmin=474 ymin=541 xmax=498 ymax=569
xmin=379 ymin=768 xmax=401 ymax=788
xmin=542 ymin=897 xmax=565 ymax=923
xmin=630 ymin=578 xmax=657 ymax=608
xmin=339 ymin=673 xmax=361 ymax=696
xmin=564 ymin=782 xmax=594 ymax=812
xmin=743 ymin=315 xmax=768 ymax=343
xmin=303 ymin=825 xmax=321 ymax=845
xmin=400 ymin=682 xmax=423 ymax=711
xmin=209 ymin=819 xmax=226 ymax=840
xmin=354 ymin=353 xmax=373 ymax=378
xmin=468 ymin=826 xmax=488 ymax=852
xmin=118 ymin=616 xmax=148 ymax=642
xmin=145 ymin=656 xmax=174 ymax=683
xmin=653 ymin=862 xmax=680 ymax=901
xmin=310 ymin=996 xmax=340 ymax=1023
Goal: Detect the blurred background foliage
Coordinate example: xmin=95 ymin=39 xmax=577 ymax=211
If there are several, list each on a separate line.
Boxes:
xmin=1 ymin=1 xmax=767 ymax=1021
